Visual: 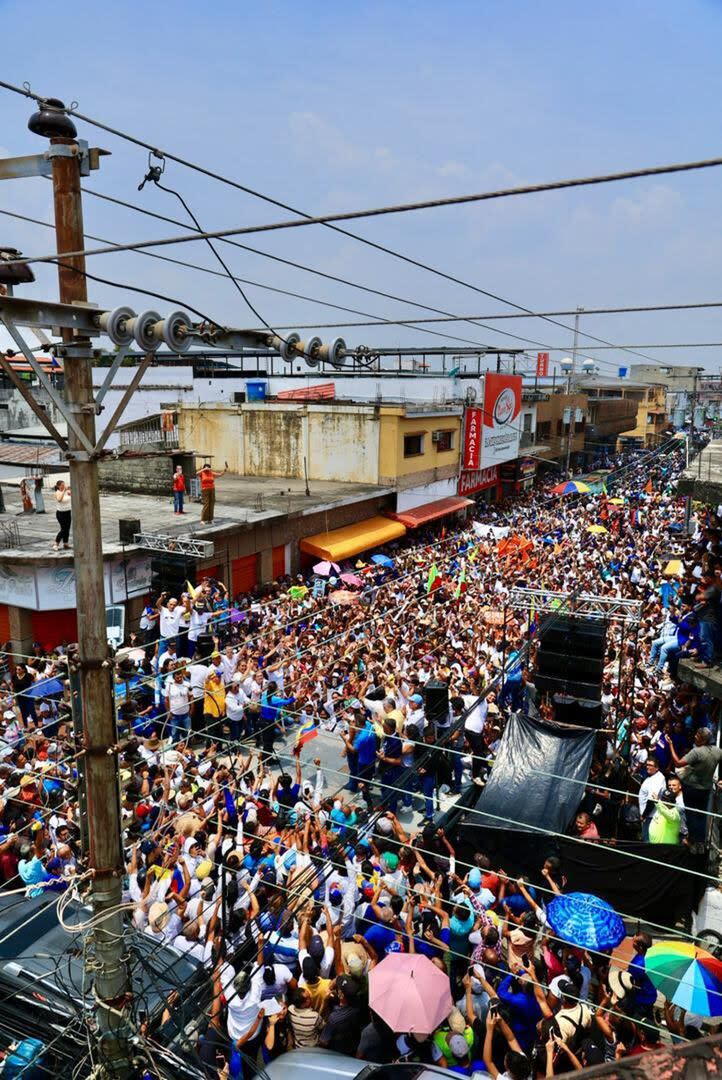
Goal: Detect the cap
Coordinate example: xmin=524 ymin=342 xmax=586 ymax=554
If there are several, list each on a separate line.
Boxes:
xmin=447 ymin=1007 xmax=466 ymax=1034
xmin=448 ymin=1033 xmax=470 ymax=1059
xmin=467 ymin=868 xmax=482 ymax=889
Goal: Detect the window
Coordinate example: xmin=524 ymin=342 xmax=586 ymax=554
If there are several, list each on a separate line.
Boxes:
xmin=433 ymin=429 xmax=454 ymax=452
xmin=522 ymin=412 xmax=533 ymax=432
xmin=536 ymin=421 xmax=551 ymax=440
xmin=404 ymin=433 xmax=425 ymax=457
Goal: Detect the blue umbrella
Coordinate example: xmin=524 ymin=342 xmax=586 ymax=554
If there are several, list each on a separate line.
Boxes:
xmin=371 ymin=554 xmax=394 ymax=568
xmin=546 ymin=892 xmax=625 ymax=951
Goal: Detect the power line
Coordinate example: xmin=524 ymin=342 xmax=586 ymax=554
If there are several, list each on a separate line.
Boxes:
xmin=271 ymin=299 xmax=722 ymax=330
xmin=0 ymin=78 xmax=708 ymax=368
xmin=77 ymin=188 xmax=668 ymax=370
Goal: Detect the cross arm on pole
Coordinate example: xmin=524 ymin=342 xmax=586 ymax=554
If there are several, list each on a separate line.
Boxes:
xmin=95 ymin=345 xmax=131 ymax=405
xmin=94 ymin=353 xmax=153 ymax=454
xmin=0 ymin=353 xmax=68 ymax=449
xmin=0 ymin=317 xmax=95 ymax=454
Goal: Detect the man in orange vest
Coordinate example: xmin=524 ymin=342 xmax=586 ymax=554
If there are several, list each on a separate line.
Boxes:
xmin=196 ymin=461 xmax=227 ymax=524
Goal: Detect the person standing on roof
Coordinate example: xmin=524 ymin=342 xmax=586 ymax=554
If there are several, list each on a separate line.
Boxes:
xmin=172 ymin=465 xmax=186 ymax=515
xmin=197 ymin=461 xmax=228 ymax=525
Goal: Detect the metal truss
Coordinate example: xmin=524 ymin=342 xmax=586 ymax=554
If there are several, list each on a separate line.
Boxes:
xmin=133 ymin=532 xmax=215 ymax=558
xmin=508 ymin=587 xmax=643 ymax=625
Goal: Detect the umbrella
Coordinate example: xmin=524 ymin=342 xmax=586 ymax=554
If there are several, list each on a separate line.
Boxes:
xmin=664 ymin=559 xmax=684 ymax=577
xmin=608 ymin=497 xmax=625 ymax=505
xmin=371 ymin=554 xmax=394 ymax=568
xmin=369 ymin=953 xmax=453 ymax=1034
xmin=288 ymin=585 xmax=308 ymax=600
xmin=329 ymin=589 xmax=360 ymax=606
xmin=313 ymin=561 xmax=340 ymax=576
xmin=645 ymin=941 xmax=722 ymax=1016
xmin=551 ymin=481 xmax=591 ymax=496
xmin=340 ymin=573 xmax=364 ymax=587
xmin=587 ymin=524 xmax=608 ymax=535
xmin=546 ymin=892 xmax=625 ymax=951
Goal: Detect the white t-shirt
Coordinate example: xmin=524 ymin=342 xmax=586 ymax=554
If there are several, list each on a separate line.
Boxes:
xmin=167 ymin=680 xmax=191 ymax=716
xmin=224 ymin=967 xmax=265 ymax=1041
xmin=159 ymin=606 xmax=183 ymax=638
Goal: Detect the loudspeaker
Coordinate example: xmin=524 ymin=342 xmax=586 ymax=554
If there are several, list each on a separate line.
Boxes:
xmin=542 ymin=619 xmax=606 ymax=660
xmin=195 ymin=632 xmax=214 ymax=660
xmin=119 ymin=517 xmax=141 ymax=544
xmin=536 ymin=616 xmax=607 ymax=701
xmin=537 ymin=650 xmax=604 ymax=682
xmin=424 ymin=679 xmax=450 ymax=728
xmin=552 ymin=694 xmax=603 ymax=730
xmin=151 ymin=554 xmax=195 ymax=600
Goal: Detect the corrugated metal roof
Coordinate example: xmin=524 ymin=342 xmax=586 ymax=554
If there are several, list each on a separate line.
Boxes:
xmin=276 ymin=383 xmax=336 ymax=401
xmin=0 ymin=443 xmax=62 ymax=465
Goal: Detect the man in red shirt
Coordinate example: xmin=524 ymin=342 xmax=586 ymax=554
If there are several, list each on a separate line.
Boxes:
xmin=172 ymin=465 xmax=186 ymax=515
xmin=196 ymin=461 xmax=227 ymax=524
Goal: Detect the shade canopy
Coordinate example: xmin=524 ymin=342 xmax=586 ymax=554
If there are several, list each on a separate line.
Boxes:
xmin=388 ymin=495 xmax=473 ymax=528
xmin=551 ymin=480 xmax=591 ymax=495
xmin=300 ymin=516 xmax=406 ymax=562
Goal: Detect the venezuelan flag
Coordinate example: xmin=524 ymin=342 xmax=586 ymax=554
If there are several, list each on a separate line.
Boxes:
xmin=296 ymin=718 xmax=318 ymax=749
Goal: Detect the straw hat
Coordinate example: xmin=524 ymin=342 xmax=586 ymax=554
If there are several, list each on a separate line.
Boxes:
xmin=148 ymin=902 xmax=170 ymax=932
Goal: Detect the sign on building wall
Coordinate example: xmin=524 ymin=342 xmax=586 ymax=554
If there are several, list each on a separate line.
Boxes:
xmin=481 ymin=374 xmax=522 ymax=466
xmin=458 ymin=465 xmax=499 ymax=497
xmin=462 ymin=407 xmax=483 ymax=470
xmin=536 ymin=352 xmax=549 ymax=377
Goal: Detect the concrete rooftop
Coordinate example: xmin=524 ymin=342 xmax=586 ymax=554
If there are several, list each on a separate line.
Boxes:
xmin=0 ymin=473 xmax=394 ymax=562
xmin=677 ymin=440 xmax=722 ymax=505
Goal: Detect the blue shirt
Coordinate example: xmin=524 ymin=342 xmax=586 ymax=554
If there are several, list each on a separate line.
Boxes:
xmin=364 ymin=923 xmax=398 ymax=956
xmin=497 ymin=974 xmax=542 ymax=1051
xmin=381 ymin=733 xmax=402 ymax=768
xmin=629 ymin=953 xmax=657 ymax=1007
xmin=354 ymin=723 xmax=378 ymax=768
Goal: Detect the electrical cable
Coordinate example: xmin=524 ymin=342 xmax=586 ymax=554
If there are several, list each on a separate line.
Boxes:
xmin=0 ymin=78 xmax=708 ymax=369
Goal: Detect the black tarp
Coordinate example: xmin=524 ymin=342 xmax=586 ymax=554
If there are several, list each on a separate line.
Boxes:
xmin=472 ymin=711 xmax=596 ymax=834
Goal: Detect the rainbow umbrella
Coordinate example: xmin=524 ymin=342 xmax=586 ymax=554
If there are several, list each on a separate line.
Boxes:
xmin=551 ymin=480 xmax=591 ymax=496
xmin=645 ymin=941 xmax=722 ymax=1016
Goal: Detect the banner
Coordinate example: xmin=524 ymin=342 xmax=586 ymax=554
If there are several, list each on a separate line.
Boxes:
xmin=462 ymin=407 xmax=483 ymax=470
xmin=481 ymin=373 xmax=522 ymax=466
xmin=458 ymin=465 xmax=498 ymax=497
xmin=536 ymin=352 xmax=549 ymax=377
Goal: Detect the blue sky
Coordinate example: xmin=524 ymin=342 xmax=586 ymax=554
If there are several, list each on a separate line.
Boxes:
xmin=1 ymin=0 xmax=722 ymax=373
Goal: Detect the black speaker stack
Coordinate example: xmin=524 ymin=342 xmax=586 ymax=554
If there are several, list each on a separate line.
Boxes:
xmin=150 ymin=553 xmax=196 ymax=602
xmin=424 ymin=679 xmax=450 ymax=729
xmin=535 ymin=616 xmax=606 ymax=729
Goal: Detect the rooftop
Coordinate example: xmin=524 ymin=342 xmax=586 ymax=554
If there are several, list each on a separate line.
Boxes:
xmin=677 ymin=439 xmax=722 ymax=505
xmin=0 ymin=473 xmax=394 ymax=562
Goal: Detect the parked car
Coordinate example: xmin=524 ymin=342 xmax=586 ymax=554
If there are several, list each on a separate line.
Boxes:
xmin=0 ymin=892 xmax=210 ymax=1077
xmin=263 ymin=1049 xmax=463 ymax=1080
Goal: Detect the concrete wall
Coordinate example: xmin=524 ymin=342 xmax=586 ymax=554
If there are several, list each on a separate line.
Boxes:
xmin=378 ymin=410 xmax=461 ymax=487
xmin=177 ymin=403 xmax=379 ymax=484
xmin=99 ymin=452 xmax=194 ymax=496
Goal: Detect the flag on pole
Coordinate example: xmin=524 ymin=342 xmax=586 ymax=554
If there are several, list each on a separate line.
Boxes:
xmin=223 ymin=785 xmax=238 ymax=824
xmin=296 ymin=718 xmax=318 ymax=750
xmin=454 ymin=565 xmax=467 ymax=599
xmin=426 ymin=564 xmax=439 ymax=593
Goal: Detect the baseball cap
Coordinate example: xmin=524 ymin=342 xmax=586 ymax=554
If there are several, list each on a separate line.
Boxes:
xmin=448 ymin=1033 xmax=470 ymax=1059
xmin=468 ymin=868 xmax=482 ymax=889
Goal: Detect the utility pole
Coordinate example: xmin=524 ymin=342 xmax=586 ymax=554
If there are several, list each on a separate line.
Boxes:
xmin=31 ymin=100 xmax=131 ymax=1076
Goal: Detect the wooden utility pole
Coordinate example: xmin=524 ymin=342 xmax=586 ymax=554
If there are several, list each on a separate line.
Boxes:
xmin=44 ymin=113 xmax=131 ymax=1076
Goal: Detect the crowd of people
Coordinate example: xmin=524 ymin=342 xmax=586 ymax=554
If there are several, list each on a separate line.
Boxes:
xmin=1 ymin=437 xmax=722 ymax=1078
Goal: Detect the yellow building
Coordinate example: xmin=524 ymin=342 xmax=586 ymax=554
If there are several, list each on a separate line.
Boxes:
xmin=579 ymin=379 xmax=667 ymax=449
xmin=378 ymin=405 xmax=462 ymax=491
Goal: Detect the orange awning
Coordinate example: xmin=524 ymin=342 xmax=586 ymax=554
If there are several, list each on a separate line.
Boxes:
xmin=300 ymin=515 xmax=406 ymax=562
xmin=387 ymin=495 xmax=473 ymax=528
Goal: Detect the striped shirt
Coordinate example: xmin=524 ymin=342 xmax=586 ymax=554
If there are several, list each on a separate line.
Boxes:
xmin=288 ymin=1005 xmax=322 ymax=1047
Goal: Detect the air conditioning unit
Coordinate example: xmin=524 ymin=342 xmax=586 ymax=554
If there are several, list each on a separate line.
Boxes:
xmin=431 ymin=431 xmax=441 ymax=444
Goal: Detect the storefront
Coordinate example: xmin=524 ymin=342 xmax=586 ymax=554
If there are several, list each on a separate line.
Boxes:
xmin=500 ymin=457 xmax=537 ymax=496
xmin=458 ymin=465 xmax=501 ymax=504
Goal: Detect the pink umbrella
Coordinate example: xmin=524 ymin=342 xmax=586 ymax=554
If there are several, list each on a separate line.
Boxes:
xmin=340 ymin=573 xmax=364 ymax=587
xmin=313 ymin=560 xmax=340 ymax=576
xmin=369 ymin=953 xmax=452 ymax=1034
